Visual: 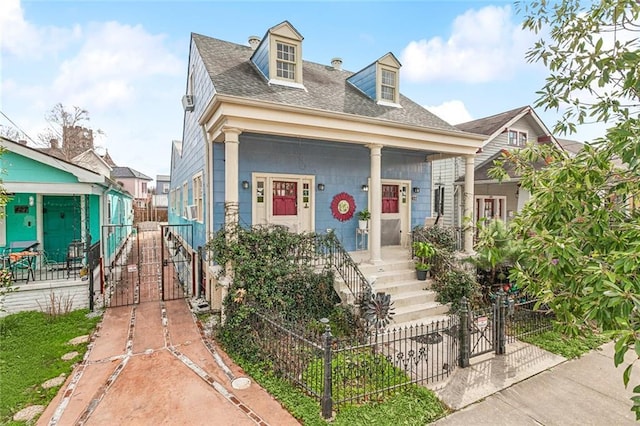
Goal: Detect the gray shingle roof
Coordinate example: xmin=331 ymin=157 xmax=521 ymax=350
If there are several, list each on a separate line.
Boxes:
xmin=112 ymin=166 xmax=152 ymax=180
xmin=192 ymin=33 xmax=465 ymax=134
xmin=455 ymin=106 xmax=529 ymax=136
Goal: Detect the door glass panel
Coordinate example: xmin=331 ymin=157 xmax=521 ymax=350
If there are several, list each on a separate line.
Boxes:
xmin=382 ymin=184 xmax=399 ymax=213
xmin=273 ymin=181 xmax=297 ymax=216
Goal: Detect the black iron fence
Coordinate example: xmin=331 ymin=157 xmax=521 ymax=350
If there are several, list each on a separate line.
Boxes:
xmin=505 ymin=298 xmax=554 ymax=343
xmin=248 ymin=291 xmax=554 ymax=419
xmin=251 ymin=308 xmax=459 ymax=417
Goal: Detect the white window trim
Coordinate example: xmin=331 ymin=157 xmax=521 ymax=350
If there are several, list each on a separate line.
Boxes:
xmin=269 ymin=36 xmax=304 ymax=86
xmin=182 ymin=181 xmax=188 ymax=218
xmin=192 ymin=172 xmax=204 ymax=223
xmin=507 ymin=128 xmax=528 ymax=147
xmin=377 ymin=64 xmax=400 ymax=105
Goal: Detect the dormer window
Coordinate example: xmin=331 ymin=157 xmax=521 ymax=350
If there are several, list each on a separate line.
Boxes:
xmin=276 ymin=41 xmax=296 ymax=80
xmin=250 ymin=21 xmax=305 ymax=89
xmin=348 ymin=52 xmax=402 ymax=107
xmin=380 ymin=68 xmax=397 ymax=102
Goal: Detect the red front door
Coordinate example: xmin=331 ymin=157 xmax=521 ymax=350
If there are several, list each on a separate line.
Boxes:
xmin=273 ymin=181 xmax=297 ymax=216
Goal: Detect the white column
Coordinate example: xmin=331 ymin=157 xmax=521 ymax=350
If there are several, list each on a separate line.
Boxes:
xmin=221 ymin=127 xmax=242 ymax=325
xmin=464 ymin=154 xmax=475 ymax=254
xmin=223 ymin=127 xmax=242 ymax=231
xmin=368 ymin=144 xmax=383 ymax=264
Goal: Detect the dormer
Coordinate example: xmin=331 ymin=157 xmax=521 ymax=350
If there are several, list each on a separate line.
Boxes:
xmin=347 ymin=52 xmax=402 ymax=107
xmin=250 ymin=21 xmax=305 ymax=89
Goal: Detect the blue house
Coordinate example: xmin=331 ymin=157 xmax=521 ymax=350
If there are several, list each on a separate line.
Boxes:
xmin=170 ymin=21 xmax=484 ymax=311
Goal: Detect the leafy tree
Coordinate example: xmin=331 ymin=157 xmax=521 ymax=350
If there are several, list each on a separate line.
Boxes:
xmin=492 ymin=0 xmax=640 ymax=418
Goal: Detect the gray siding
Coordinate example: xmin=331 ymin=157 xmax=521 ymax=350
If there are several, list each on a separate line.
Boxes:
xmin=169 ymin=40 xmax=215 ymax=249
xmin=476 ymin=116 xmax=540 ymax=166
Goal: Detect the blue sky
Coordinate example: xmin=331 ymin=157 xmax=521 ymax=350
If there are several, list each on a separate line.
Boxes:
xmin=0 ymin=0 xmax=604 ymax=185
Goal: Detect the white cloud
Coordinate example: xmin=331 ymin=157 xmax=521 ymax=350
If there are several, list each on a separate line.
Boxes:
xmin=424 ymin=100 xmax=473 ymax=125
xmin=401 ymin=5 xmax=536 ymax=83
xmin=0 ymin=0 xmax=81 ymax=58
xmin=52 ymin=21 xmax=183 ymax=111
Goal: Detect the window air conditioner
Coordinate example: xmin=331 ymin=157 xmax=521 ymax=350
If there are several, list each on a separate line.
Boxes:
xmin=185 ymin=205 xmax=197 ymax=220
xmin=182 ymin=94 xmax=194 ymax=112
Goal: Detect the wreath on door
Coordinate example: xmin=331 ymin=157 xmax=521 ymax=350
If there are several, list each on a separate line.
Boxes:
xmin=331 ymin=192 xmax=356 ymax=222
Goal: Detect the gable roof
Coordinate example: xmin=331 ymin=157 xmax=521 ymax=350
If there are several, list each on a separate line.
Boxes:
xmin=72 ymin=149 xmax=113 ymax=172
xmin=111 ymin=166 xmax=152 ymax=181
xmin=455 ymin=106 xmax=529 ymax=136
xmin=1 ymin=136 xmax=105 ymax=184
xmin=455 ymin=148 xmax=549 ymax=183
xmin=101 ymin=150 xmax=117 ymax=167
xmin=557 ymin=138 xmax=584 ymax=155
xmin=192 ymin=33 xmax=463 ymax=134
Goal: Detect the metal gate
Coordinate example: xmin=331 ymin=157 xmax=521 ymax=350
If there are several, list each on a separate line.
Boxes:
xmin=101 ymin=223 xmax=193 ymax=307
xmin=161 ymin=224 xmax=194 ymax=301
xmin=467 ymin=304 xmax=497 ymax=358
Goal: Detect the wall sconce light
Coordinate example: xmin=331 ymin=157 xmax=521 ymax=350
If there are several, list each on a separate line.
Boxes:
xmin=28 ymin=196 xmax=34 ymax=206
xmin=412 ymin=187 xmax=420 ymax=194
xmin=242 ymin=181 xmax=250 ymax=189
xmin=317 ymin=183 xmax=325 ymax=191
xmin=361 ymin=184 xmax=369 ymax=192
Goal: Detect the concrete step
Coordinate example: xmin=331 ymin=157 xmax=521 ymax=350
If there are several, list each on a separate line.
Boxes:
xmin=389 ymin=289 xmax=438 ymax=308
xmin=391 ymin=301 xmax=451 ymax=325
xmin=358 ymin=259 xmax=415 ymax=275
xmin=363 ymin=268 xmax=418 ymax=286
xmin=373 ymin=278 xmax=432 ymax=296
xmin=389 ymin=313 xmax=453 ymax=331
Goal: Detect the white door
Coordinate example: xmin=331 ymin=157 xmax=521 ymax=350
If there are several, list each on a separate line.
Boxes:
xmin=379 ymin=180 xmax=411 ymax=246
xmin=252 ymin=173 xmax=314 ymax=233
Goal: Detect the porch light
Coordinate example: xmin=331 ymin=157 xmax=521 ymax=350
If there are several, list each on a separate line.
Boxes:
xmin=317 ymin=183 xmax=325 ymax=191
xmin=242 ymin=181 xmax=250 ymax=190
xmin=412 ymin=187 xmax=420 ymax=194
xmin=361 ymin=184 xmax=369 ymax=192
xmin=28 ymin=196 xmax=34 ymax=206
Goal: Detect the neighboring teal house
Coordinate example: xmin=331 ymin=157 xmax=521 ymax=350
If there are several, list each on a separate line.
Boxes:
xmin=0 ymin=137 xmax=133 ymax=267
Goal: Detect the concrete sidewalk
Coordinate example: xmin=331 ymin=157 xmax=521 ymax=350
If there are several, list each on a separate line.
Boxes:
xmin=433 ymin=341 xmax=639 ymax=425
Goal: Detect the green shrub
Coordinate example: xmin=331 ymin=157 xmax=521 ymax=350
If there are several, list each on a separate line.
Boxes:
xmin=432 ymin=268 xmax=482 ymax=311
xmin=412 ymin=225 xmax=458 ymax=251
xmin=304 ymin=349 xmax=410 ymax=403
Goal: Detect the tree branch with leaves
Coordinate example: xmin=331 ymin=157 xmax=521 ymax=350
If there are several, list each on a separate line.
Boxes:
xmin=493 ymin=0 xmax=640 ymax=418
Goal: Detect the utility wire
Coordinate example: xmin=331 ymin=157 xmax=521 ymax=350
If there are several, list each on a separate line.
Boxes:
xmin=0 ymin=110 xmax=39 ymax=146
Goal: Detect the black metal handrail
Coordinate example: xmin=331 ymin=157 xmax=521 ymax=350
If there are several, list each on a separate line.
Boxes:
xmin=300 ymin=232 xmax=372 ymax=305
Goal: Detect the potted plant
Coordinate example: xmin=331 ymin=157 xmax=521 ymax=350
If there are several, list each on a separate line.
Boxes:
xmin=357 ymin=208 xmax=370 ymax=230
xmin=413 ymin=241 xmax=436 ymax=281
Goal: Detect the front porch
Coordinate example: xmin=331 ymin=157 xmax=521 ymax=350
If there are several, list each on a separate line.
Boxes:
xmin=1 ymin=249 xmax=92 ymax=317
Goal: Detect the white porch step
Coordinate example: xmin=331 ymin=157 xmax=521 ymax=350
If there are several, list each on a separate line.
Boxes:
xmin=391 ymin=301 xmax=451 ymax=325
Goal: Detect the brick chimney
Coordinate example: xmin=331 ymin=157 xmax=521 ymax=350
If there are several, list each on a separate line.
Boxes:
xmin=50 ymin=138 xmax=59 ymax=149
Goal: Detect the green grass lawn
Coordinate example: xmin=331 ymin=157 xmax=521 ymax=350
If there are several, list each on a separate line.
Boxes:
xmin=0 ymin=309 xmax=101 ymax=425
xmin=519 ymin=328 xmax=610 ymax=359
